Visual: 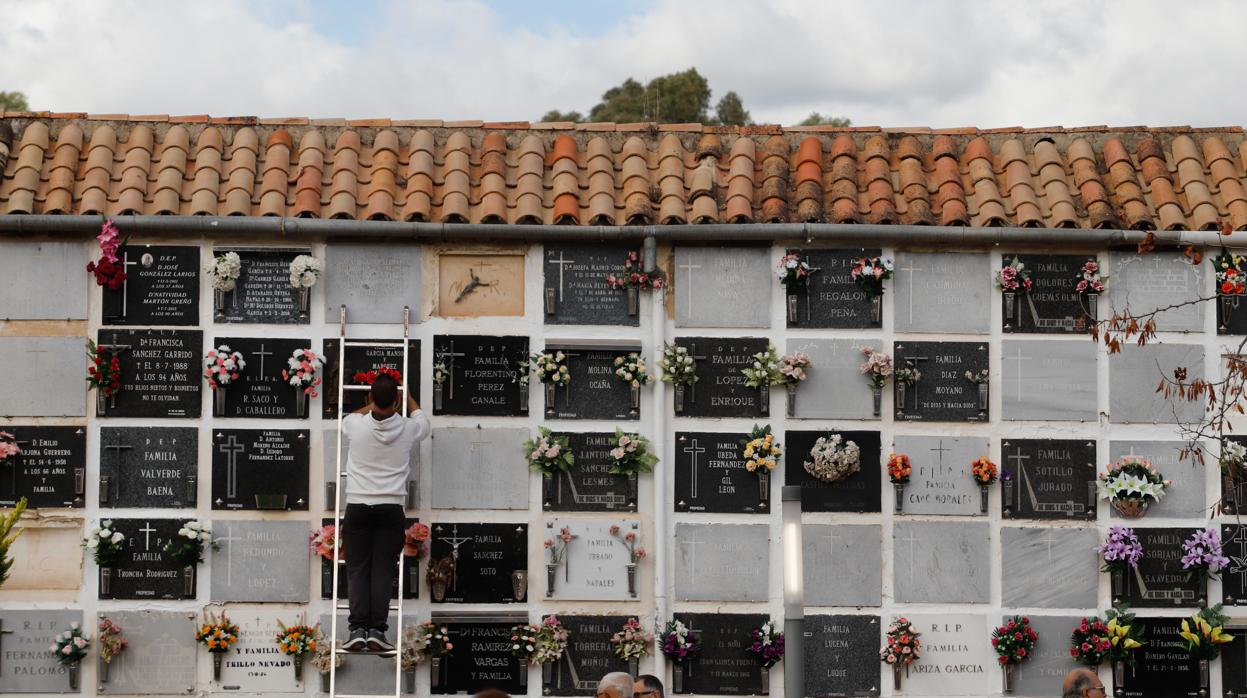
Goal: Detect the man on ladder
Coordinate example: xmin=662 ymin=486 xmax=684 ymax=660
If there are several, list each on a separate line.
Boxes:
xmin=339 ymin=371 xmax=430 ymax=653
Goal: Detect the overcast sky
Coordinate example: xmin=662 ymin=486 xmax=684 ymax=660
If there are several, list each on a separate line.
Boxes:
xmin=1 ymin=0 xmax=1242 ymax=128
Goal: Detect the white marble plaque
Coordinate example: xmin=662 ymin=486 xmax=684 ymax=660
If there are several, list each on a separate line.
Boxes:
xmin=546 ymin=518 xmax=636 ymax=601
xmin=200 ymin=606 xmax=303 ymax=693
xmin=1001 ymin=339 xmax=1098 ymax=421
xmin=894 ymin=522 xmax=990 ymax=603
xmin=324 ymin=244 xmax=422 ymax=324
xmin=802 ymin=524 xmax=882 ymax=606
xmin=1110 ymin=251 xmax=1204 ymax=332
xmin=0 ymin=522 xmax=82 ymax=596
xmin=892 ymin=252 xmax=991 ymax=333
xmin=1109 ymin=343 xmax=1205 ymax=424
xmin=0 ymin=241 xmax=87 ymax=320
xmin=210 ymin=521 xmax=310 ymax=602
xmin=785 ymin=338 xmax=882 ymax=419
xmin=430 ymin=427 xmax=529 ymax=510
xmin=1001 ymin=528 xmax=1099 ymax=609
xmin=1007 ymin=615 xmax=1084 ymax=696
xmin=0 ymin=609 xmax=83 ymax=694
xmin=98 ymin=610 xmax=197 ymax=695
xmin=674 ymin=522 xmax=768 ymax=602
xmin=673 ymin=247 xmax=771 ymax=328
xmin=904 ymin=614 xmax=993 ymax=697
xmin=0 ymin=337 xmax=85 ymax=416
xmin=894 ymin=435 xmax=990 ymax=516
xmin=1109 ymin=441 xmax=1207 ymax=518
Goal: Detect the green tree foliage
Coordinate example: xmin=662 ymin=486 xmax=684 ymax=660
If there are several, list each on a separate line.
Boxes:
xmin=0 ymin=497 xmax=27 ymax=589
xmin=540 ymin=109 xmax=584 ymax=123
xmin=543 ymin=68 xmax=730 ymax=125
xmin=713 ymin=91 xmax=751 ymax=126
xmin=798 ymin=112 xmax=852 ymax=127
xmin=0 ymin=91 xmax=29 ymax=112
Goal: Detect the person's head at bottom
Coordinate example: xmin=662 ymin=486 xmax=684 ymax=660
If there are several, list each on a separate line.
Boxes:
xmin=634 ymin=674 xmax=664 ymax=698
xmin=368 ymin=373 xmax=400 ymax=418
xmin=596 ymin=671 xmax=635 ymax=698
xmin=472 ymin=690 xmax=510 ymax=698
xmin=1062 ymin=668 xmax=1106 ymax=698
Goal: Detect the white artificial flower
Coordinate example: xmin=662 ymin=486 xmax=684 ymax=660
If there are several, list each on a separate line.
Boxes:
xmin=200 ymin=532 xmax=211 ymax=541
xmin=177 ymin=528 xmax=191 ymax=538
xmin=113 ymin=533 xmax=124 ymax=542
xmin=86 ymin=538 xmax=99 ymax=549
xmin=102 ymin=519 xmax=112 ymax=528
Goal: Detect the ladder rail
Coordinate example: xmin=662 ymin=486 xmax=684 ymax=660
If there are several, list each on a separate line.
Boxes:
xmin=331 ymin=305 xmax=411 ymax=698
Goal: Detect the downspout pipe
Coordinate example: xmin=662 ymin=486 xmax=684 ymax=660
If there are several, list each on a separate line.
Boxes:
xmin=1 ymin=215 xmax=1244 ymax=249
xmin=642 ymin=233 xmax=669 ymax=681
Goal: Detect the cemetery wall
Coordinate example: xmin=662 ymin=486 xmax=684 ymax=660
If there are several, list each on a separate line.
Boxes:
xmin=0 ymin=235 xmax=1241 ymax=698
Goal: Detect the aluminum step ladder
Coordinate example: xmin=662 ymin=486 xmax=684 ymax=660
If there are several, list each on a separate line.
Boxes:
xmin=329 ymin=305 xmax=411 ymax=698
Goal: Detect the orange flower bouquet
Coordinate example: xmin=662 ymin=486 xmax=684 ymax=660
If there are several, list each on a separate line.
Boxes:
xmin=275 ymin=617 xmax=320 ymax=682
xmin=971 ymin=456 xmax=999 ymax=514
xmin=195 ymin=611 xmax=240 ymax=681
xmin=888 ymin=453 xmax=912 ymax=513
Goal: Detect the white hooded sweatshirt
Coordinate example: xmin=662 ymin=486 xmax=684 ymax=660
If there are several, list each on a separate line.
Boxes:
xmin=342 ymin=409 xmax=431 ymax=506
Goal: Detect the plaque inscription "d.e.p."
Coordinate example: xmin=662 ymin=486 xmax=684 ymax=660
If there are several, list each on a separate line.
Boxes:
xmin=543 ymin=243 xmax=639 ymax=326
xmin=102 ymin=245 xmax=200 ymax=326
xmin=432 ymin=335 xmax=529 ymax=417
xmin=673 ymin=337 xmax=769 ymax=418
xmin=97 ymin=329 xmax=202 ymax=418
xmin=99 ymin=426 xmax=197 ymax=508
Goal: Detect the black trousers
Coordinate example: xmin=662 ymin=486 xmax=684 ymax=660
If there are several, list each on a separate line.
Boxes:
xmin=343 ymin=503 xmax=405 ymax=632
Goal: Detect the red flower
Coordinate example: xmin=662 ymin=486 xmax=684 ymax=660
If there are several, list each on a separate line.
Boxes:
xmin=998 ymin=656 xmax=1008 ymax=665
xmin=1016 ymin=647 xmax=1027 ymax=658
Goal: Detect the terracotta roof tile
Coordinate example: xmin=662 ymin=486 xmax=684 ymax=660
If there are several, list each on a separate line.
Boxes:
xmin=3 ymin=116 xmax=1247 ymax=230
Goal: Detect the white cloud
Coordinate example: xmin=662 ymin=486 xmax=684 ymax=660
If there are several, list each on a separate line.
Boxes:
xmin=0 ymin=0 xmax=1242 ymax=127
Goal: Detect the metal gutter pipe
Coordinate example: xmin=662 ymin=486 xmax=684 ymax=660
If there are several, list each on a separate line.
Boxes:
xmin=2 ymin=215 xmax=1245 ymax=249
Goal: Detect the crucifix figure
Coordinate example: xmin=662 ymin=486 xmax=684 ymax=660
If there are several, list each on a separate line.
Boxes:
xmin=139 ymin=521 xmax=157 ymax=551
xmin=549 ymin=251 xmax=576 ymax=303
xmin=678 ymin=257 xmax=702 ymax=318
xmin=682 ymin=438 xmax=706 ymax=500
xmin=1006 ymin=345 xmax=1033 ymax=401
xmin=218 ymin=435 xmax=246 ymax=499
xmin=215 ymin=523 xmax=245 ymax=587
xmin=898 ymin=259 xmax=923 ymax=324
xmin=253 ymin=343 xmax=274 ymax=381
xmin=440 ymin=340 xmax=466 ymax=400
xmin=802 ymin=255 xmax=822 ymax=319
xmin=440 ymin=524 xmax=472 ymax=592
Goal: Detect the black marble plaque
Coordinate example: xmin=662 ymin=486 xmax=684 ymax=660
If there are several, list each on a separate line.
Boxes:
xmin=1000 ymin=439 xmax=1097 ymax=520
xmin=211 ymin=429 xmax=309 ymax=511
xmin=1124 ymin=528 xmax=1205 ymax=608
xmin=429 ymin=523 xmax=528 ymax=604
xmin=99 ymin=427 xmax=197 ymax=508
xmin=319 ymin=517 xmax=420 ymax=600
xmin=215 ymin=247 xmax=310 ymax=324
xmin=0 ymin=426 xmax=86 ymax=508
xmin=104 ymin=518 xmax=194 ymax=600
xmin=435 ymin=621 xmax=526 ymax=695
xmin=1118 ymin=617 xmax=1201 ymax=698
xmin=549 ymin=615 xmax=631 ymax=696
xmin=674 ymin=432 xmax=769 ymax=514
xmin=102 ymin=244 xmax=200 ymax=326
xmin=1222 ymin=623 xmax=1247 ymax=696
xmin=213 ymin=336 xmax=313 ymax=419
xmin=1222 ymin=525 xmax=1247 ymax=606
xmin=675 ymin=337 xmax=769 ymax=418
xmin=97 ymin=329 xmax=202 ymax=418
xmin=674 ymin=613 xmax=767 ymax=696
xmin=893 ymin=341 xmax=988 ymax=422
xmin=322 ymin=338 xmax=421 ymax=419
xmin=783 ymin=430 xmax=881 ymax=513
xmin=545 ymin=343 xmax=640 ymax=421
xmin=551 ymin=432 xmax=633 ymax=512
xmin=786 ymin=248 xmax=882 ymax=329
xmin=1000 ymin=254 xmax=1091 ymax=334
xmin=432 ymin=335 xmax=529 ymax=417
xmin=805 ymin=614 xmax=881 ymax=698
xmin=544 ymin=243 xmax=640 ymax=326
xmin=1218 ymin=293 xmax=1247 ymax=336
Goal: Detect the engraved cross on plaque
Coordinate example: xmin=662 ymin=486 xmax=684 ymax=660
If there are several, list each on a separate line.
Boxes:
xmin=903 ymin=355 xmax=929 ymax=411
xmin=440 ymin=340 xmax=466 ymax=400
xmin=900 ymin=532 xmax=921 ymax=587
xmin=119 ymin=250 xmax=141 ymax=318
xmin=139 ymin=521 xmax=157 ymax=551
xmin=549 ymin=251 xmax=576 ymax=302
xmin=682 ymin=438 xmax=706 ymax=500
xmin=679 ymin=535 xmax=705 ymax=587
xmin=218 ymin=434 xmax=246 ymax=499
xmin=899 ymin=259 xmax=923 ymax=323
xmin=253 ymin=343 xmax=274 ymax=380
xmin=929 ymin=440 xmax=952 ymax=477
xmin=1038 ymin=531 xmax=1058 ymax=561
xmin=678 ymin=257 xmax=702 ymax=317
xmin=4 ymin=437 xmax=29 ymax=497
xmin=1007 ymin=345 xmax=1033 ymax=400
xmin=215 ymin=523 xmax=245 ymax=587
xmin=686 ymin=342 xmax=708 ymax=403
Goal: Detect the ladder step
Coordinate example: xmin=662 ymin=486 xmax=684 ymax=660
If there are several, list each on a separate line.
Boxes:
xmin=343 ymin=341 xmax=407 ymax=349
xmin=333 ymin=649 xmax=398 ymax=658
xmin=334 ymin=693 xmax=400 ymax=698
xmin=335 ymin=603 xmax=401 ymax=610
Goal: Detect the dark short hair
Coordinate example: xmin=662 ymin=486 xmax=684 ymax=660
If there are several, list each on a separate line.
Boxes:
xmin=1062 ymin=673 xmax=1096 ymax=698
xmin=371 ymin=373 xmax=398 ymax=409
xmin=636 ymin=674 xmax=664 ymax=697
